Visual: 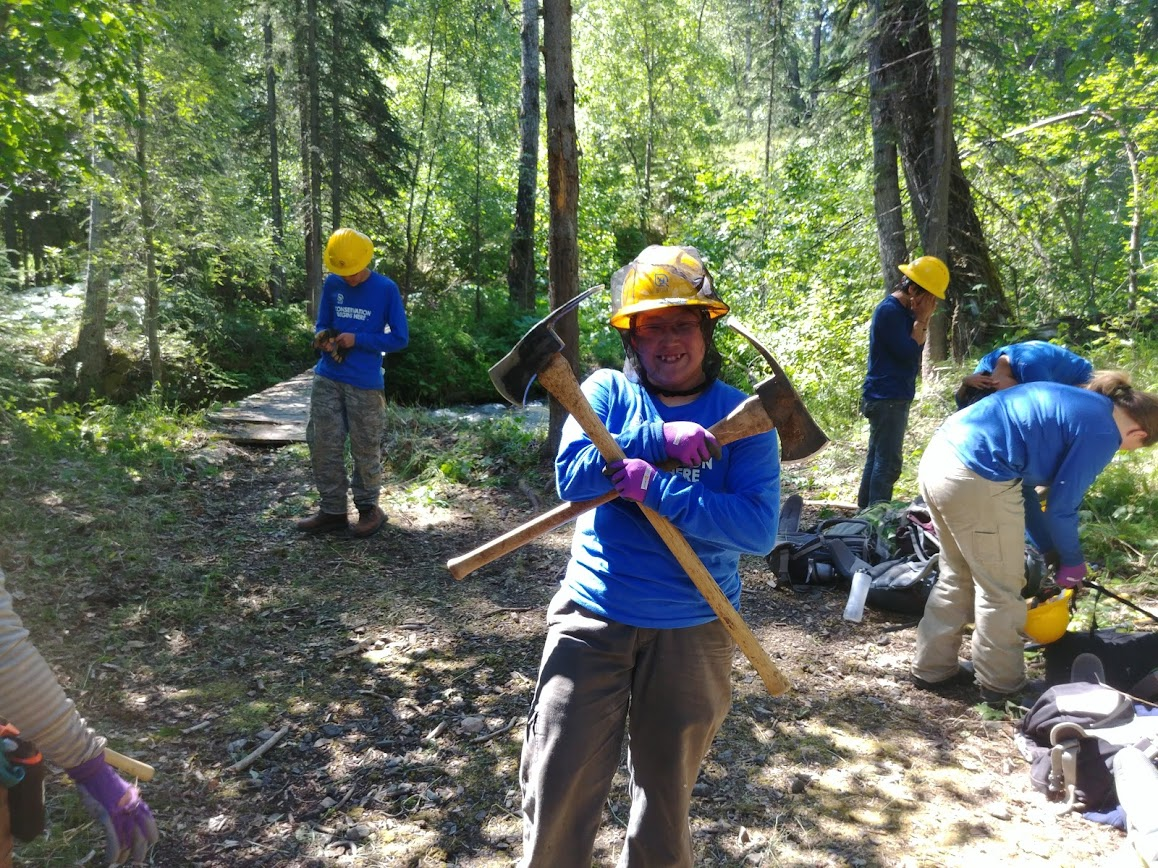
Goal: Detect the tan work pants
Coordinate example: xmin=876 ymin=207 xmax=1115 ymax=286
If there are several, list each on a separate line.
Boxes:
xmin=912 ymin=436 xmax=1029 ymax=695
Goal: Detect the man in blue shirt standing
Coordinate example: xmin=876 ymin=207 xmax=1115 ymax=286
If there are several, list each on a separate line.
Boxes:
xmin=955 ymin=340 xmax=1094 ymax=408
xmin=857 ymin=255 xmax=949 ymax=508
xmin=296 ymin=228 xmax=409 ymax=538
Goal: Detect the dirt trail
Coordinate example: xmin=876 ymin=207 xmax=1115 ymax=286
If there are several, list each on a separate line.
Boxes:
xmin=34 ymin=439 xmax=1136 ymax=867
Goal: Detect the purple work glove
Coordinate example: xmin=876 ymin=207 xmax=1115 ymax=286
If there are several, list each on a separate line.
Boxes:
xmin=67 ymin=754 xmax=159 ymax=865
xmin=662 ymin=421 xmax=721 ymax=467
xmin=607 ymin=458 xmax=658 ymax=503
xmin=1055 ymin=563 xmax=1087 ymax=589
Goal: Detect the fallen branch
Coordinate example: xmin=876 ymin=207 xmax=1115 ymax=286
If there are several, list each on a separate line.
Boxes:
xmin=482 ymin=606 xmax=534 ymax=617
xmin=228 ymin=725 xmax=289 ymax=773
xmin=803 ymin=499 xmax=858 ymax=511
xmin=471 ymin=718 xmax=518 ymax=744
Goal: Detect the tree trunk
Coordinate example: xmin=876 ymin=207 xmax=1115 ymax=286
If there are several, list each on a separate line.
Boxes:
xmin=135 ymin=35 xmax=162 ymax=387
xmin=306 ymin=0 xmax=323 ymax=315
xmin=265 ymin=10 xmax=284 ymax=303
xmin=73 ymin=156 xmax=112 ymax=400
xmin=809 ymin=0 xmax=823 ymax=115
xmin=542 ymin=0 xmax=580 ymax=456
xmin=402 ymin=4 xmax=447 ymax=296
xmin=763 ymin=0 xmax=783 ymax=180
xmin=867 ymin=0 xmax=908 ymax=293
xmin=506 ymin=0 xmax=540 ymax=310
xmin=923 ymin=0 xmax=955 ymax=366
xmin=875 ymin=0 xmax=1007 ymax=360
xmin=330 ymin=4 xmax=342 ymax=232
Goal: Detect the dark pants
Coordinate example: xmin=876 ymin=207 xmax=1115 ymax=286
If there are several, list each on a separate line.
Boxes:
xmin=519 ymin=591 xmax=733 ymax=868
xmin=857 ymin=398 xmax=911 ymax=509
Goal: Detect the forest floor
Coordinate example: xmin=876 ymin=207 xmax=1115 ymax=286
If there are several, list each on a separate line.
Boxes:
xmin=5 ymin=421 xmax=1150 ymax=867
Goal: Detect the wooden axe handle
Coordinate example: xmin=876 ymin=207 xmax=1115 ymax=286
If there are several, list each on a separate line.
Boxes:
xmin=535 ymin=354 xmax=790 ymax=697
xmin=104 ymin=748 xmax=155 ymax=782
xmin=446 ymin=392 xmax=774 ymax=580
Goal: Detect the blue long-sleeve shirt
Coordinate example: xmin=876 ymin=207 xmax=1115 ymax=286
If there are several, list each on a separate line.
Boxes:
xmin=974 ymin=341 xmax=1093 ymax=386
xmin=314 ymin=271 xmax=409 ymax=390
xmin=862 ymin=295 xmax=921 ymax=401
xmin=936 ymin=382 xmax=1121 ymax=566
xmin=556 ymin=369 xmax=780 ymax=628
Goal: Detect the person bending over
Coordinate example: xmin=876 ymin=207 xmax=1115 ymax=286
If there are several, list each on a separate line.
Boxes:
xmin=911 ymin=373 xmax=1158 ymax=705
xmin=955 ymin=340 xmax=1093 ymax=409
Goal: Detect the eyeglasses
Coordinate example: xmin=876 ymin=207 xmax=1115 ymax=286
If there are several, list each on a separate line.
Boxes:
xmin=634 ymin=320 xmax=701 ymax=340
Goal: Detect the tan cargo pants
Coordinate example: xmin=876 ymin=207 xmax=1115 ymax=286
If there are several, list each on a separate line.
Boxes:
xmin=911 ymin=435 xmax=1029 ymax=695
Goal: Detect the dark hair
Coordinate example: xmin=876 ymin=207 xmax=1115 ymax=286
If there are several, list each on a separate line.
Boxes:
xmin=955 ymin=382 xmax=995 ymax=410
xmin=621 ymin=309 xmax=722 ymax=396
xmin=1087 ymin=371 xmax=1158 ymax=447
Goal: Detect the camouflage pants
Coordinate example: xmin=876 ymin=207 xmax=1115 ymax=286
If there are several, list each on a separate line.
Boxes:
xmin=306 ymin=374 xmax=386 ymax=514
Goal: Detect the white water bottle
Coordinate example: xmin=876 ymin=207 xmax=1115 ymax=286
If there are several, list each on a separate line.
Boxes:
xmin=843 ymin=569 xmax=871 ymax=622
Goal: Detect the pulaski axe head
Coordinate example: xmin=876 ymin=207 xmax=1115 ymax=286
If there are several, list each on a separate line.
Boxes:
xmin=757 ymin=357 xmax=828 ymax=464
xmin=725 ymin=319 xmax=828 ymax=465
xmin=490 ymin=284 xmax=604 ymax=405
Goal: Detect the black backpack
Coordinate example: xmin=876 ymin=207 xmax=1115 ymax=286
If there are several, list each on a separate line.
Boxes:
xmin=766 ymin=505 xmax=888 ymax=590
xmin=1016 ymin=679 xmax=1156 ymax=813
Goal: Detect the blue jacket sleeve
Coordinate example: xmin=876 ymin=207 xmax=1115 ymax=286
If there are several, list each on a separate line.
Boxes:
xmin=1022 ymin=483 xmax=1053 ymax=555
xmin=879 ymin=302 xmax=922 ymax=366
xmin=356 ymin=284 xmax=409 ymax=355
xmin=555 ymin=372 xmax=666 ymax=501
xmin=1036 ymin=440 xmax=1118 ymax=566
xmin=640 ymin=431 xmax=780 ymax=555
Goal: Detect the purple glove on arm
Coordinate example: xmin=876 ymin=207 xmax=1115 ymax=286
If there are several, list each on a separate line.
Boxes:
xmin=607 ymin=458 xmax=658 ymax=503
xmin=67 ymin=754 xmax=159 ymax=865
xmin=1055 ymin=562 xmax=1087 ymax=589
xmin=662 ymin=421 xmax=721 ymax=467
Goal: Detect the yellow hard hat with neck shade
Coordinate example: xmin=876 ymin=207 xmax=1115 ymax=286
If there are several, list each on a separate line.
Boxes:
xmin=609 ymin=245 xmax=730 ymax=329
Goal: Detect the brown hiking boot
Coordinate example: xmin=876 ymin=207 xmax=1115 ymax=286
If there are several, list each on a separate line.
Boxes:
xmin=296 ymin=511 xmax=349 ymax=533
xmin=352 ymin=506 xmax=386 ymax=538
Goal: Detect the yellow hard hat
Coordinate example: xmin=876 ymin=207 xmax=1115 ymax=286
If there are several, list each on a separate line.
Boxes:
xmin=609 ymin=245 xmax=730 ymax=330
xmin=324 ymin=228 xmax=374 ymax=276
xmin=898 ymin=255 xmax=949 ymax=299
xmin=1024 ymin=589 xmax=1074 ymax=644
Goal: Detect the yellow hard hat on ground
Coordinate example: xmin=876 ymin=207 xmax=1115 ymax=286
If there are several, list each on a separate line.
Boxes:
xmin=898 ymin=255 xmax=949 ymax=299
xmin=609 ymin=245 xmax=730 ymax=329
xmin=1024 ymin=589 xmax=1074 ymax=644
xmin=324 ymin=228 xmax=374 ymax=276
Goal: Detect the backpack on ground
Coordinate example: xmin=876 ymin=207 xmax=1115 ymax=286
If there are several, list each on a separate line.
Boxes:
xmin=765 ymin=496 xmax=888 ymax=590
xmin=1016 ymin=656 xmax=1158 ymax=814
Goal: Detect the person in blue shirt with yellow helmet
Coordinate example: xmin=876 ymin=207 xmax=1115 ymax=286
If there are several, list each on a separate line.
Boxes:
xmin=295 ymin=228 xmax=409 ymax=538
xmin=911 ymin=372 xmax=1158 ymax=704
xmin=955 ymin=340 xmax=1094 ymax=409
xmin=858 ymin=255 xmax=949 ymax=508
xmin=517 ymin=245 xmax=779 ymax=868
